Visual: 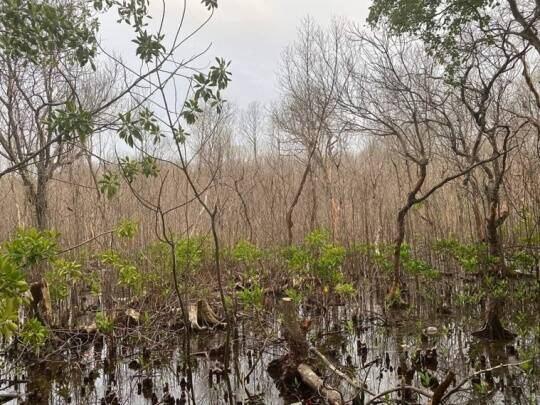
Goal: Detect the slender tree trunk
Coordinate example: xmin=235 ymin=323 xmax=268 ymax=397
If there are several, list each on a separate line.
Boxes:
xmin=387 ymin=161 xmax=427 ymax=307
xmin=287 ymin=152 xmax=314 ymax=245
xmin=35 ymin=175 xmax=49 ymax=230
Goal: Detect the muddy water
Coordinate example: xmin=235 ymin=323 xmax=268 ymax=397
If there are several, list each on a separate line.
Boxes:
xmin=1 ymin=292 xmax=539 ymax=404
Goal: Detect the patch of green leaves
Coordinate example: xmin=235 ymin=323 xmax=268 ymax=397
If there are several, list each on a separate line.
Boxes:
xmin=99 ymin=171 xmax=120 ymax=199
xmin=95 ymin=312 xmax=114 ymax=334
xmin=3 ymin=228 xmax=58 ymax=268
xmin=115 ymin=219 xmax=138 ymax=239
xmin=20 ymin=318 xmax=48 ymax=350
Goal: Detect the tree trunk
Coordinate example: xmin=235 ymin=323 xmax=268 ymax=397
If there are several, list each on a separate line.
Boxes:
xmin=287 ymin=160 xmax=312 ymax=245
xmin=35 ymin=173 xmax=49 ymax=230
xmin=473 ymin=194 xmax=515 ymax=340
xmin=387 ymin=161 xmax=427 ymax=308
xmin=472 ymin=297 xmax=515 ymax=340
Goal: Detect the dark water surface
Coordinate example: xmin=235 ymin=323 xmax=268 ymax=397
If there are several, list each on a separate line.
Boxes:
xmin=1 ymin=287 xmax=539 ymax=404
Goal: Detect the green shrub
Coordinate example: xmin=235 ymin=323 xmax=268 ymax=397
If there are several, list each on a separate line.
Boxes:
xmin=3 ymin=228 xmax=58 ymax=268
xmin=96 ymin=312 xmax=114 ymax=334
xmin=20 ymin=318 xmax=48 ymax=350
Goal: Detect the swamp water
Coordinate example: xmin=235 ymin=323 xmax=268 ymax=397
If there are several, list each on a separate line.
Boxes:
xmin=1 ymin=286 xmax=539 ymax=404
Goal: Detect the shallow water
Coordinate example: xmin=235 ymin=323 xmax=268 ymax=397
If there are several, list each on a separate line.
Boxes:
xmin=2 ymin=288 xmax=539 ymax=405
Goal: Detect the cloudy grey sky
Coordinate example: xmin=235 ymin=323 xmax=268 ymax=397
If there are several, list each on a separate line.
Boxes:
xmin=100 ymin=0 xmax=370 ymax=108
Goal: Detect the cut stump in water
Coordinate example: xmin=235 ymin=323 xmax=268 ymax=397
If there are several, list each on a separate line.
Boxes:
xmin=188 ymin=302 xmax=204 ymax=331
xmin=29 ymin=281 xmax=53 ymax=325
xmin=197 ymin=299 xmax=225 ymax=328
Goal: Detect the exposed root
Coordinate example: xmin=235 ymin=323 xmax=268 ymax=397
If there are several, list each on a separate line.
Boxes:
xmin=472 ymin=298 xmax=516 ymax=341
xmin=472 ymin=318 xmax=516 ymax=341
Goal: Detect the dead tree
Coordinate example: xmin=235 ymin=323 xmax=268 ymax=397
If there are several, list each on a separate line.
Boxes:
xmin=273 ymin=18 xmax=350 ymax=244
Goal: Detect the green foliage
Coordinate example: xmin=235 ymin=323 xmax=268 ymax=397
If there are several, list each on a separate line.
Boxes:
xmin=95 ymin=312 xmax=113 ymax=334
xmin=284 ymin=229 xmax=346 ymax=288
xmin=201 ymin=0 xmax=218 ymax=11
xmin=3 ymin=228 xmax=58 ymax=268
xmin=400 ymin=244 xmax=440 ymax=279
xmin=368 ymin=0 xmax=494 ymax=67
xmin=115 ymin=219 xmax=138 ymax=239
xmin=454 ymin=289 xmax=483 ymax=306
xmin=352 ymin=243 xmax=394 ymax=273
xmin=419 ymin=370 xmax=437 ymax=389
xmin=119 ymin=156 xmax=160 ymax=184
xmin=133 ymin=30 xmax=164 ymax=63
xmin=100 ymin=250 xmax=143 ymax=294
xmin=0 ymin=0 xmax=99 ymax=67
xmin=433 ymin=239 xmax=495 ymax=272
xmin=45 ymin=259 xmax=82 ymax=301
xmin=231 ymin=240 xmax=262 ymax=264
xmin=484 ymin=276 xmax=509 ymax=299
xmin=100 ymin=250 xmax=120 ymax=265
xmin=117 ymin=263 xmax=143 ymax=293
xmin=118 ymin=108 xmax=162 ymax=147
xmin=237 ymin=283 xmax=264 ymax=309
xmin=140 ymin=156 xmax=159 ymax=178
xmin=99 ymin=171 xmax=120 ymax=199
xmin=353 ymin=242 xmax=438 ymax=278
xmin=49 ymin=102 xmax=94 ymax=143
xmin=334 ymin=283 xmax=356 ymax=297
xmin=175 ymin=237 xmax=206 ymax=272
xmin=180 ymin=58 xmax=232 ymax=125
xmin=88 ymin=271 xmax=102 ymax=296
xmin=0 ymin=255 xmax=28 ymax=339
xmin=284 ymin=288 xmax=303 ymax=305
xmin=0 ymin=255 xmax=28 ymax=298
xmin=0 ymin=298 xmax=20 ymax=340
xmin=508 ymin=251 xmax=536 ymax=272
xmin=20 ymin=318 xmax=48 ymax=350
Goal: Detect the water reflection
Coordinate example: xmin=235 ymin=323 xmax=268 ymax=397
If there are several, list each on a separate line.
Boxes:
xmin=2 ymin=296 xmax=538 ymax=404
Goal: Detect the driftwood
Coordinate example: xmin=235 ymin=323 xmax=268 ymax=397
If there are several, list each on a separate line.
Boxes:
xmin=297 ymin=363 xmax=343 ymax=405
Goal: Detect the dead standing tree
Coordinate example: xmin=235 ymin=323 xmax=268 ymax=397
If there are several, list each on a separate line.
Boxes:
xmin=273 ymin=18 xmax=349 ymax=244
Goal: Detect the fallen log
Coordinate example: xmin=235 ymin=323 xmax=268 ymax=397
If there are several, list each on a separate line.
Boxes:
xmin=297 ymin=363 xmax=343 ymax=405
xmin=276 ymin=298 xmax=345 ymax=403
xmin=309 ymin=346 xmax=374 ymax=396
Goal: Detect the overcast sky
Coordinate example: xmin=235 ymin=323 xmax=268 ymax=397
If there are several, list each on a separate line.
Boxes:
xmin=100 ymin=0 xmax=370 ymax=109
